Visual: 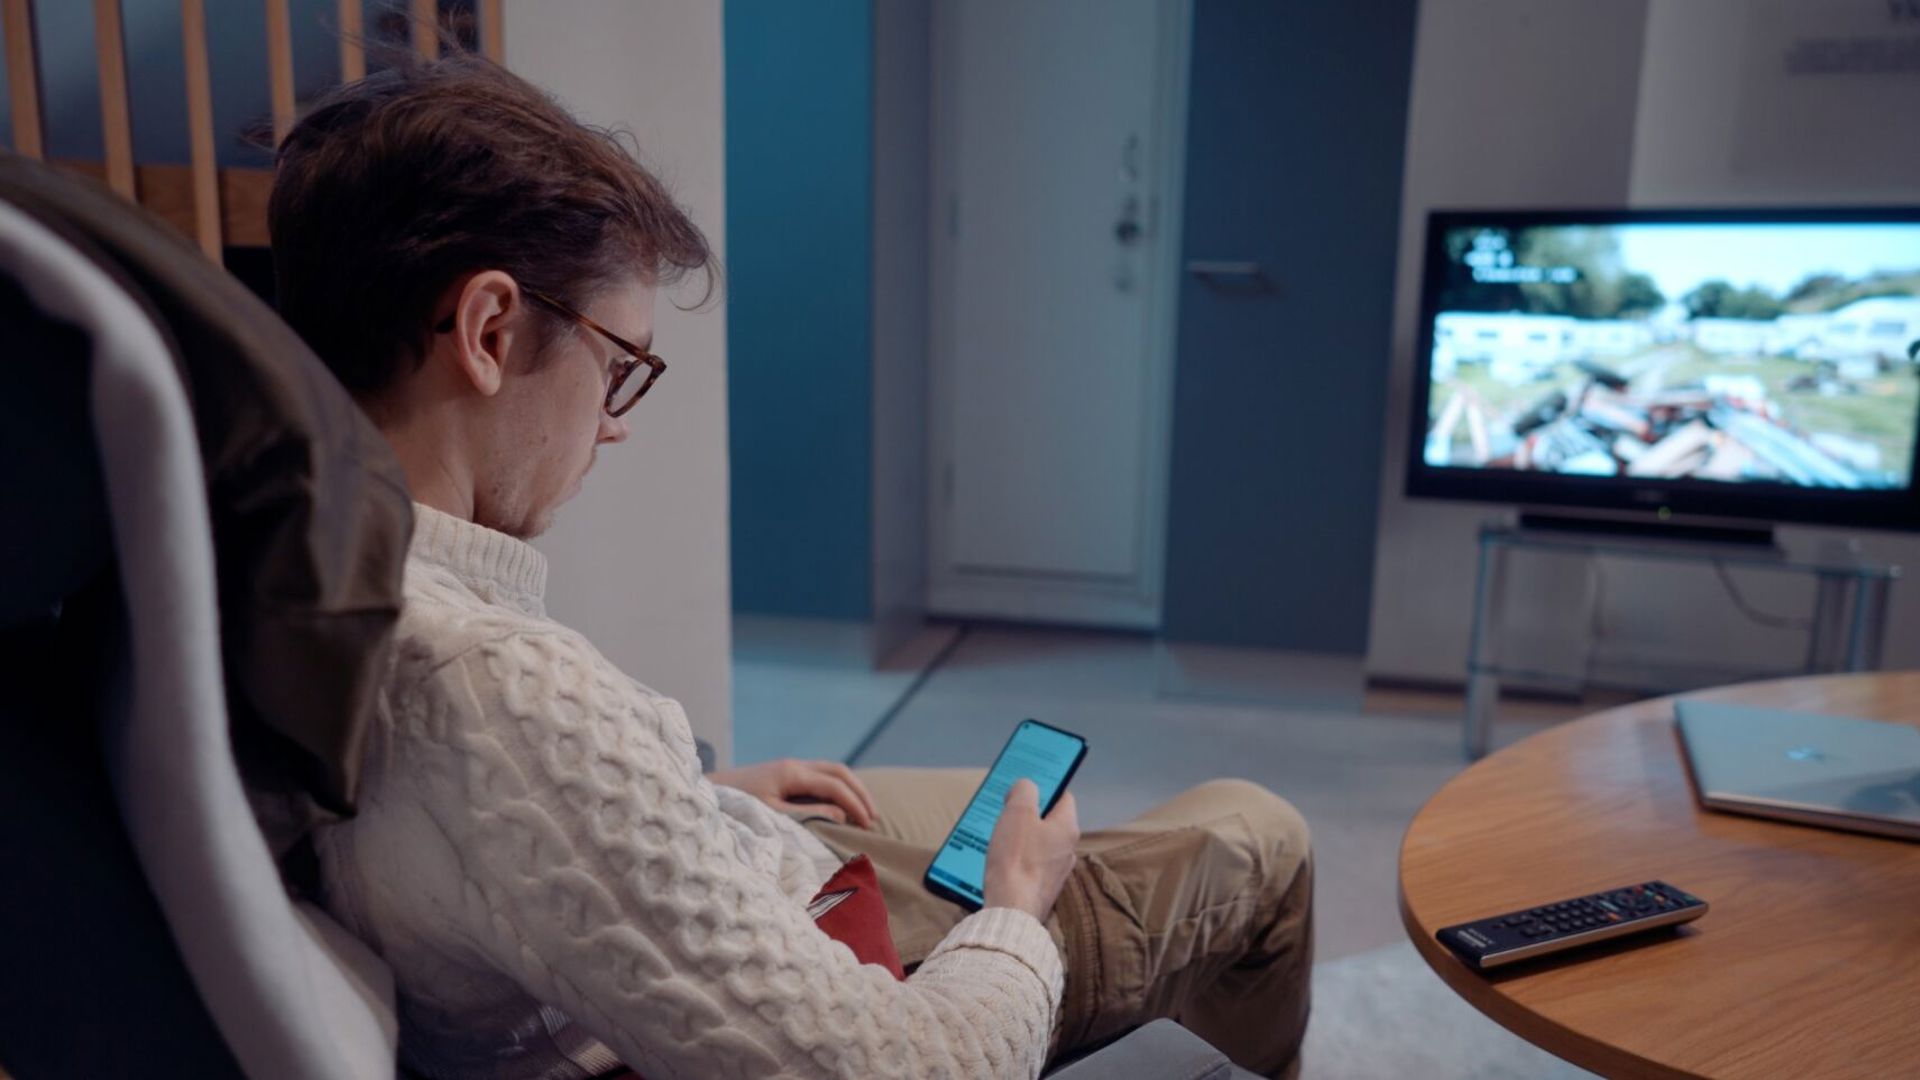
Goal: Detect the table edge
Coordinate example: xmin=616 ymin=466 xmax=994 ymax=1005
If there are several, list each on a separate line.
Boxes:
xmin=1395 ymin=671 xmax=1920 ymax=1080
xmin=1395 ymin=874 xmax=1698 ymax=1080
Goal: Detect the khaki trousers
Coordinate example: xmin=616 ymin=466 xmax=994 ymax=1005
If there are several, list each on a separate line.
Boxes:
xmin=805 ymin=770 xmax=1313 ymax=1078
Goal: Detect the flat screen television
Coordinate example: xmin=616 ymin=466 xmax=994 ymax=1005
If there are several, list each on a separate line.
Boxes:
xmin=1406 ymin=208 xmax=1920 ymax=532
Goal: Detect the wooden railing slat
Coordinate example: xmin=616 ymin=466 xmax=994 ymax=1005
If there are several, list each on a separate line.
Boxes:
xmin=481 ymin=0 xmax=503 ymax=63
xmin=180 ymin=0 xmax=222 ymax=258
xmin=14 ymin=0 xmax=493 ymax=252
xmin=93 ymin=0 xmax=135 ymax=198
xmin=2 ymin=0 xmax=44 ymax=160
xmin=339 ymin=0 xmax=364 ymax=81
xmin=411 ymin=0 xmax=437 ymax=60
xmin=265 ymin=0 xmax=294 ymax=146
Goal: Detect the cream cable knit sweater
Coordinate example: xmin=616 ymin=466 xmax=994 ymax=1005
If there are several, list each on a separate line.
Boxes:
xmin=316 ymin=503 xmax=1064 ymax=1080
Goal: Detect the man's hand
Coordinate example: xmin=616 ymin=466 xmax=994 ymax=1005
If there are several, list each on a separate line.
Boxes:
xmin=710 ymin=759 xmax=879 ymax=829
xmin=982 ymin=779 xmax=1079 ymax=922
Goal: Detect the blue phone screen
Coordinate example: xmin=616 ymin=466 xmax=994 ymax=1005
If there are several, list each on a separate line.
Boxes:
xmin=927 ymin=721 xmax=1085 ymax=907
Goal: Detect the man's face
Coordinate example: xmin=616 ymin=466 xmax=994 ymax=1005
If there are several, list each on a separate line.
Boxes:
xmin=478 ymin=275 xmax=655 ymax=538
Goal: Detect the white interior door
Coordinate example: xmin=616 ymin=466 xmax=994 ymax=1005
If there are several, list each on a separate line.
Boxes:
xmin=929 ymin=0 xmax=1188 ymax=628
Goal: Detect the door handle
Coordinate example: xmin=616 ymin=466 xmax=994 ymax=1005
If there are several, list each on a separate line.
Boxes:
xmin=1186 ymin=260 xmax=1262 ymax=277
xmin=1115 ymin=195 xmax=1144 ymax=246
xmin=1186 ymin=260 xmax=1276 ymax=294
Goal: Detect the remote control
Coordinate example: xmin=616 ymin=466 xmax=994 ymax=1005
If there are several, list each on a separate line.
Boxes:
xmin=1436 ymin=881 xmax=1707 ymax=970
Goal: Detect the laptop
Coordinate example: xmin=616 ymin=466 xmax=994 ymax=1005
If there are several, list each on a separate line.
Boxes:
xmin=1674 ymin=700 xmax=1920 ymax=842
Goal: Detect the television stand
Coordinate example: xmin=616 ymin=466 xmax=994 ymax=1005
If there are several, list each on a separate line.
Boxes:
xmin=1517 ymin=511 xmax=1775 ymax=548
xmin=1462 ymin=519 xmax=1897 ymax=760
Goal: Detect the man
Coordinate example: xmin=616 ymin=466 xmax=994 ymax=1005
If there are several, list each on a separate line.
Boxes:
xmin=276 ymin=52 xmax=1311 ymax=1080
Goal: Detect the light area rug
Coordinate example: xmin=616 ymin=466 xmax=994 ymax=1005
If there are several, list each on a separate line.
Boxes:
xmin=1301 ymin=942 xmax=1598 ymax=1079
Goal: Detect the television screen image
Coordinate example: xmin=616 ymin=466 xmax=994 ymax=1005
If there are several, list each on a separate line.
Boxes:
xmin=1421 ymin=218 xmax=1920 ymax=493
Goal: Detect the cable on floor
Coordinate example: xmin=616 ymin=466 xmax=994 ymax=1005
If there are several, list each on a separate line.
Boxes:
xmin=1712 ymin=560 xmax=1813 ymax=632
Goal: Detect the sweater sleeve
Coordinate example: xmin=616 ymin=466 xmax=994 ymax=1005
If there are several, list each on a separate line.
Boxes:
xmin=397 ymin=629 xmax=1065 ymax=1080
xmin=708 ymin=779 xmax=843 ymax=900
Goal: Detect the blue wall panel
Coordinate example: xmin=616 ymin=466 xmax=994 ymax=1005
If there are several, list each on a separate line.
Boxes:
xmin=1160 ymin=0 xmax=1417 ymax=651
xmin=725 ymin=0 xmax=875 ymax=618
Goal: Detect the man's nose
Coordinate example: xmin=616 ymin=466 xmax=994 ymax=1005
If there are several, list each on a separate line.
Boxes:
xmin=599 ymin=412 xmax=630 ymax=445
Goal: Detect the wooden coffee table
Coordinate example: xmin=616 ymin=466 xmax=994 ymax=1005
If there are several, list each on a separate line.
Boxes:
xmin=1399 ymin=672 xmax=1920 ymax=1079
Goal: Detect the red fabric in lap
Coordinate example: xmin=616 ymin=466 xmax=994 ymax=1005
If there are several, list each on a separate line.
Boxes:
xmin=808 ymin=854 xmax=906 ymax=980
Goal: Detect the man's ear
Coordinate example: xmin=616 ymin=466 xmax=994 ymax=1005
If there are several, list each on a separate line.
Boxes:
xmin=444 ymin=270 xmax=523 ymax=397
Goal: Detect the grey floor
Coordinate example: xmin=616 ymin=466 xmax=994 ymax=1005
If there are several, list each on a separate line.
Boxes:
xmin=733 ymin=617 xmax=1601 ymax=1078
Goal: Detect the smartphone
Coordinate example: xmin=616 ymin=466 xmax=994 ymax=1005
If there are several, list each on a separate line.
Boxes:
xmin=924 ymin=719 xmax=1088 ymax=911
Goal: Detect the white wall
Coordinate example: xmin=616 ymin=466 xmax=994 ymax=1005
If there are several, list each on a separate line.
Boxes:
xmin=1631 ymin=0 xmax=1920 ymax=206
xmin=1626 ymin=0 xmax=1920 ymax=674
xmin=506 ymin=1 xmax=736 ymax=762
xmin=1367 ymin=0 xmax=1652 ymax=684
xmin=1369 ymin=0 xmax=1920 ymax=687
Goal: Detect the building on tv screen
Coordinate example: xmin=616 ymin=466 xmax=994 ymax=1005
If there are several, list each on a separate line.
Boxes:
xmin=1424 ymin=223 xmax=1920 ymax=491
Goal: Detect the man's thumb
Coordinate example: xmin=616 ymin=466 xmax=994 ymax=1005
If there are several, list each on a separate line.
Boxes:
xmin=1004 ymin=778 xmax=1040 ymax=810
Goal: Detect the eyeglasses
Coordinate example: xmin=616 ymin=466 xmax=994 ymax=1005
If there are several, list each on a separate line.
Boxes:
xmin=433 ymin=287 xmax=665 ymax=417
xmin=524 ymin=288 xmax=665 ymax=417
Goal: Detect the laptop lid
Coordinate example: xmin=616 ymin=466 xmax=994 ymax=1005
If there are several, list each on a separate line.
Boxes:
xmin=1674 ymin=700 xmax=1920 ymax=841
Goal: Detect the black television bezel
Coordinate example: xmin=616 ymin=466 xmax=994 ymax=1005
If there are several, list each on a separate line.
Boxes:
xmin=1405 ymin=206 xmax=1920 ymax=532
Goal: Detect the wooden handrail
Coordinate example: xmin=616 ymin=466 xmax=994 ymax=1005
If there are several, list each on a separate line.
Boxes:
xmin=58 ymin=160 xmax=275 ymax=247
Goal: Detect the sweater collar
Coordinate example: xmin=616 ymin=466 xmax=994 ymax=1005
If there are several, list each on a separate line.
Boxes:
xmin=407 ymin=501 xmax=548 ymax=617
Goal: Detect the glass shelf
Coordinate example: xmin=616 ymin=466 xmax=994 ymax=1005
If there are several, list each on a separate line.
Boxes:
xmin=1461 ymin=520 xmax=1898 ymax=759
xmin=1480 ymin=523 xmax=1900 ymax=579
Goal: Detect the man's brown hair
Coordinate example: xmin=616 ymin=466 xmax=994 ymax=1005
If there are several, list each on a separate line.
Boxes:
xmin=269 ymin=52 xmax=712 ymax=399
